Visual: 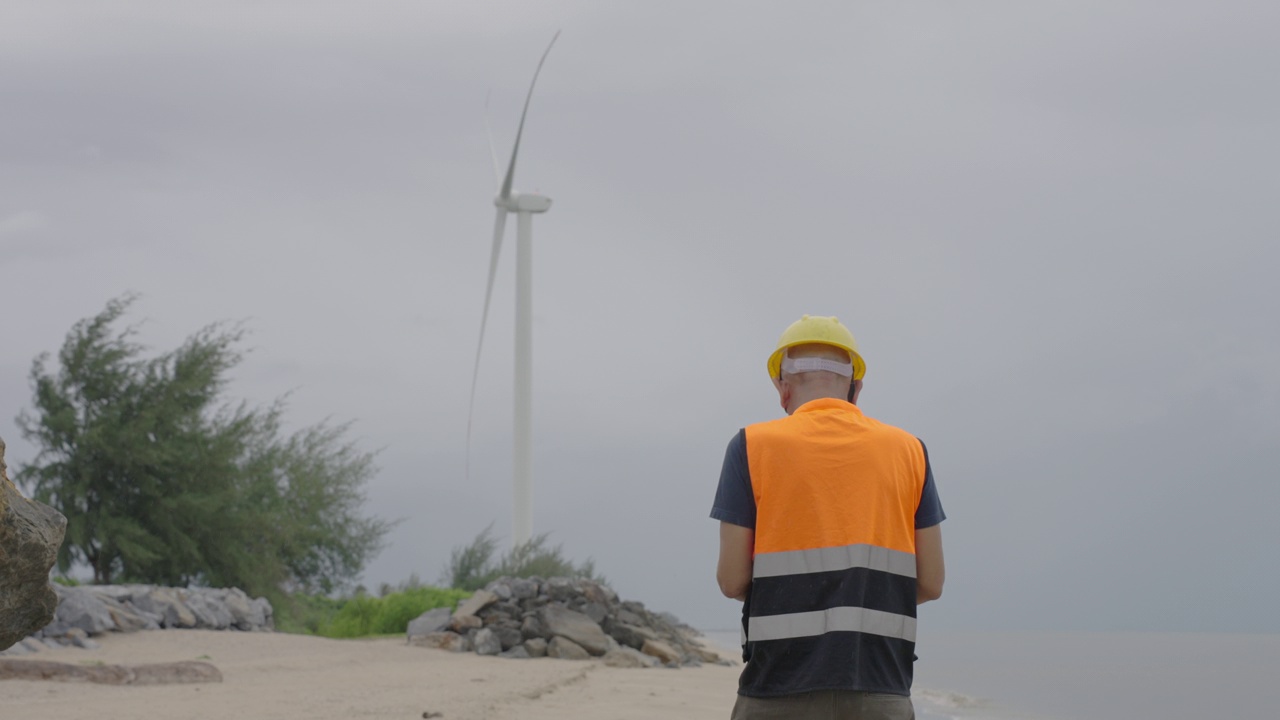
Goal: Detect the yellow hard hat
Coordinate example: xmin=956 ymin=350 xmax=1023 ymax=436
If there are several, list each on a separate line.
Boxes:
xmin=767 ymin=315 xmax=866 ymax=381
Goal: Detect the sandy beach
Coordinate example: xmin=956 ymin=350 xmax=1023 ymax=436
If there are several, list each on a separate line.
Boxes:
xmin=0 ymin=630 xmax=742 ymax=720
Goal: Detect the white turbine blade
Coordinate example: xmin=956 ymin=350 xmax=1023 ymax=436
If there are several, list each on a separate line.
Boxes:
xmin=498 ymin=30 xmax=560 ymax=201
xmin=484 ymin=90 xmax=502 ymax=190
xmin=466 ymin=208 xmax=509 ymax=481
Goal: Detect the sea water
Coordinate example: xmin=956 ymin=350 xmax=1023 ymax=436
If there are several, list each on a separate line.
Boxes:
xmin=701 ymin=629 xmax=1280 ymax=719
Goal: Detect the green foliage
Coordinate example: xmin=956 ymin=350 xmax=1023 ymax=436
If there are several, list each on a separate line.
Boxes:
xmin=444 ymin=524 xmax=502 ymax=591
xmin=273 ymin=591 xmax=348 ymax=635
xmin=318 ymin=586 xmax=470 ymax=638
xmin=444 ymin=525 xmax=606 ymax=591
xmin=51 ymin=576 xmax=81 ymax=587
xmin=15 ymin=295 xmax=395 ymax=597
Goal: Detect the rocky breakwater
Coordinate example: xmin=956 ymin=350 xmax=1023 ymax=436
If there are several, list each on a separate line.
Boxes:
xmin=0 ymin=435 xmax=68 ymax=651
xmin=0 ymin=584 xmax=274 ymax=657
xmin=407 ymin=576 xmax=730 ymax=669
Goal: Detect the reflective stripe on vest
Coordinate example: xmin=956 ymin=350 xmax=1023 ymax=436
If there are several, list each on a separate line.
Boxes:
xmin=740 ymin=398 xmax=925 ymax=698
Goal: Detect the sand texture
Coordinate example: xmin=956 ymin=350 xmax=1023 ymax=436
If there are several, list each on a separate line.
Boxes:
xmin=0 ymin=630 xmax=741 ymax=719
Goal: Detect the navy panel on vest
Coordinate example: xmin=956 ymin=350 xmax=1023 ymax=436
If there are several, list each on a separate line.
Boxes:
xmin=738 ymin=631 xmax=915 ymax=697
xmin=750 ymin=567 xmax=917 ymax=619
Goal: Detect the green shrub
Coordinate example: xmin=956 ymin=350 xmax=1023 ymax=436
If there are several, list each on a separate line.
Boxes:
xmin=274 ymin=591 xmax=347 ymax=635
xmin=318 ymin=586 xmax=470 ymax=638
xmin=444 ymin=526 xmax=607 ymax=591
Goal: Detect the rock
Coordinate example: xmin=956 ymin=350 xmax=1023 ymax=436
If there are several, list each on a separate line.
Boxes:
xmin=101 ymin=597 xmax=157 ymax=633
xmin=473 ymin=628 xmax=501 ymax=656
xmin=641 ymin=639 xmax=682 ymax=665
xmin=132 ymin=588 xmax=197 ymax=629
xmin=71 ymin=634 xmax=99 ymax=650
xmin=603 ymin=646 xmax=660 ymax=668
xmin=181 ymin=591 xmax=231 ymax=630
xmin=453 ymin=590 xmax=498 ymax=618
xmin=1 ymin=642 xmax=32 ymax=657
xmin=581 ymin=602 xmax=608 ymax=625
xmin=485 ymin=601 xmax=522 ymax=620
xmin=0 ymin=659 xmax=222 ymax=685
xmin=409 ymin=632 xmax=470 ymax=653
xmin=34 ymin=621 xmax=70 ymax=640
xmin=448 ymin=614 xmax=482 ymax=633
xmin=0 ymin=436 xmax=68 ymax=652
xmin=407 ymin=608 xmax=451 ymax=638
xmin=520 ymin=614 xmax=546 ymax=640
xmin=616 ymin=609 xmax=646 ymax=626
xmin=509 ymin=578 xmax=538 ymax=600
xmin=250 ymin=596 xmax=274 ymax=631
xmin=491 ymin=625 xmax=524 ymax=651
xmin=609 ymin=622 xmax=659 ymax=650
xmin=543 ymin=577 xmax=577 ymax=602
xmin=485 ymin=580 xmax=513 ymax=601
xmin=523 ymin=638 xmax=547 ymax=658
xmin=213 ymin=588 xmax=257 ymax=630
xmin=52 ymin=585 xmax=117 ymax=635
xmin=499 ymin=645 xmax=530 ymax=659
xmin=540 ymin=605 xmax=610 ymax=656
xmin=580 ymin=581 xmax=615 ymax=605
xmin=19 ymin=638 xmax=43 ymax=654
xmin=689 ymin=642 xmax=727 ymax=664
xmin=546 ymin=636 xmax=590 ymax=660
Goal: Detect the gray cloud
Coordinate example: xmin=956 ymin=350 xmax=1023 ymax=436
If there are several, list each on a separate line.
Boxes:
xmin=1 ymin=0 xmax=1276 ymax=632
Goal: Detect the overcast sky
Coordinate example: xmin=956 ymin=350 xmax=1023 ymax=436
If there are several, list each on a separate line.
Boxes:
xmin=2 ymin=1 xmax=1277 ymax=633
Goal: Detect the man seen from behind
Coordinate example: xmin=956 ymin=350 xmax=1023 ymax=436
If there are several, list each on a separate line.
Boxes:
xmin=711 ymin=315 xmax=946 ymax=720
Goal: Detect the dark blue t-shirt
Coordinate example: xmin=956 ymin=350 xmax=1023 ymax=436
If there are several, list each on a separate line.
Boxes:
xmin=710 ymin=429 xmax=946 ymax=530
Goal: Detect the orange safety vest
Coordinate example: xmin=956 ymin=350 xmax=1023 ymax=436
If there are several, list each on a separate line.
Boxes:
xmin=740 ymin=398 xmax=926 ymax=697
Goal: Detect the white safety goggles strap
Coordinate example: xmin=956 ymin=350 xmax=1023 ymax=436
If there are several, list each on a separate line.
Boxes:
xmin=781 ymin=355 xmax=854 ymax=377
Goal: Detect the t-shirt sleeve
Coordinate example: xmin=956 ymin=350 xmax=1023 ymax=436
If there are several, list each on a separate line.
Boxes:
xmin=915 ymin=439 xmax=946 ymax=529
xmin=710 ymin=429 xmax=756 ymax=529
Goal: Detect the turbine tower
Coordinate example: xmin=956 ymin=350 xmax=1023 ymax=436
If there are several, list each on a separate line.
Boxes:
xmin=467 ymin=32 xmax=559 ymax=548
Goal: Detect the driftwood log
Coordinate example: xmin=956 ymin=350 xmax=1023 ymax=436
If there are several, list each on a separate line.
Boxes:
xmin=0 ymin=659 xmax=222 ymax=685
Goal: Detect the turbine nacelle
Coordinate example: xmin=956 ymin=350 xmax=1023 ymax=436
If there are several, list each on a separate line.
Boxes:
xmin=495 ymin=193 xmax=553 ymax=214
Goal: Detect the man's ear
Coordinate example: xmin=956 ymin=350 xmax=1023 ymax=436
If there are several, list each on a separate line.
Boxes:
xmin=848 ymin=379 xmax=863 ymax=405
xmin=773 ymin=376 xmax=790 ymax=413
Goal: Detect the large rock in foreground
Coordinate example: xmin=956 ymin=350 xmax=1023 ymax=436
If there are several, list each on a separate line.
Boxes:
xmin=0 ymin=436 xmax=68 ymax=652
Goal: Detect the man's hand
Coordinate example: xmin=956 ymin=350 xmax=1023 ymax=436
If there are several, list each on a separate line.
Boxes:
xmin=717 ymin=522 xmax=754 ymax=600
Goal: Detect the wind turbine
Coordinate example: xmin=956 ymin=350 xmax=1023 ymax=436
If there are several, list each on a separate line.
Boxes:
xmin=467 ymin=32 xmax=559 ymax=548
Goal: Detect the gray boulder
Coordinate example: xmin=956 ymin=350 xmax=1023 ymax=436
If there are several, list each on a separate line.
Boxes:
xmin=53 ymin=585 xmax=117 ymax=636
xmin=546 ymin=636 xmax=590 ymax=660
xmin=409 ymin=631 xmax=470 ymax=653
xmin=0 ymin=437 xmax=68 ymax=651
xmin=603 ymin=646 xmax=660 ymax=668
xmin=407 ymin=608 xmax=451 ymax=639
xmin=133 ymin=588 xmax=197 ymax=628
xmin=211 ymin=588 xmax=257 ymax=630
xmin=453 ymin=590 xmax=498 ymax=618
xmin=509 ymin=578 xmax=538 ymax=600
xmin=581 ymin=601 xmax=608 ymax=625
xmin=98 ymin=596 xmax=159 ymax=633
xmin=540 ymin=605 xmax=610 ymax=656
xmin=473 ymin=628 xmax=501 ymax=656
xmin=183 ymin=591 xmax=232 ymax=630
xmin=523 ymin=638 xmax=548 ymax=657
xmin=250 ymin=596 xmax=273 ymax=631
xmin=499 ymin=645 xmax=530 ymax=659
xmin=491 ymin=625 xmax=524 ymax=651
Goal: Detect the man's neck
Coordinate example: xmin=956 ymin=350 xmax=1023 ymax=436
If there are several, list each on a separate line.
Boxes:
xmin=786 ymin=391 xmax=851 ymax=415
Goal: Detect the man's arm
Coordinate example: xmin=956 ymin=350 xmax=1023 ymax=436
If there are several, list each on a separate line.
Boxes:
xmin=717 ymin=522 xmax=754 ymax=601
xmin=915 ymin=524 xmax=945 ymax=604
